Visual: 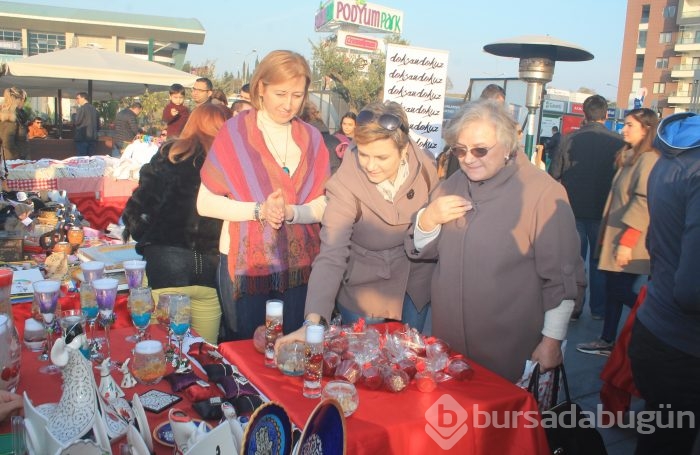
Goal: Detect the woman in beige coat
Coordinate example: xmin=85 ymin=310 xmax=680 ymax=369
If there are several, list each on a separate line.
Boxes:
xmin=577 ymin=108 xmax=660 ymax=356
xmin=407 ymin=100 xmax=585 ymax=382
xmin=277 ymin=101 xmax=438 ymax=348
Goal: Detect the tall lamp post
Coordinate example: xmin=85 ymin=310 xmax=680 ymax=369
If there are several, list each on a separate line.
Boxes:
xmin=483 ymin=35 xmax=593 ymax=159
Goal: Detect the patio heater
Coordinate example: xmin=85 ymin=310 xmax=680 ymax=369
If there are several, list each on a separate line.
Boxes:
xmin=483 ymin=35 xmax=593 ymax=159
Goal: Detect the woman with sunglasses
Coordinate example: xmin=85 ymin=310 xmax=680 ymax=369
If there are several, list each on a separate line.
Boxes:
xmin=197 ymin=50 xmax=330 ymax=341
xmin=408 ymin=99 xmax=585 ymax=382
xmin=276 ymin=101 xmax=438 ymax=350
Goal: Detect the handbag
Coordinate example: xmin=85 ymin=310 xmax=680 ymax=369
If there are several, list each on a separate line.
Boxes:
xmin=528 ymin=363 xmax=608 ymax=455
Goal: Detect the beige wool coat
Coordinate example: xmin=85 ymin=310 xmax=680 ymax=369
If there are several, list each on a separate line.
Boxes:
xmin=407 ymin=153 xmax=586 ymax=382
xmin=597 ymin=150 xmax=659 ymax=275
xmin=304 ymin=142 xmax=438 ymax=322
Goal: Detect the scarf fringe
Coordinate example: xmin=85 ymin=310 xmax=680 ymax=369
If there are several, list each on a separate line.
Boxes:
xmin=231 ymin=266 xmax=312 ymax=300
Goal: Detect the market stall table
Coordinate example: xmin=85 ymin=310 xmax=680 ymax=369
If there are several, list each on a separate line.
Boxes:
xmin=3 ymin=323 xmax=202 ymax=455
xmin=219 ymin=335 xmax=551 ymax=454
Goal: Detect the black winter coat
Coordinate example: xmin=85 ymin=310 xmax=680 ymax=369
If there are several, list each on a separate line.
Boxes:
xmin=122 ymin=142 xmax=222 ymax=256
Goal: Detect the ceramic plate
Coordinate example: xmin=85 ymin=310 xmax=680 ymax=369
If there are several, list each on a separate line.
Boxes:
xmin=59 ymin=439 xmax=104 ymax=455
xmin=131 ymin=394 xmax=153 ymax=452
xmin=152 ymin=420 xmax=212 ymax=447
xmin=127 ymin=424 xmax=151 ymax=455
xmin=241 ymin=402 xmax=292 ymax=455
xmin=294 ymin=399 xmax=346 ymax=455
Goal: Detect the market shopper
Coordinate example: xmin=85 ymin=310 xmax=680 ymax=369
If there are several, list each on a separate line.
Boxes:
xmin=0 ymin=87 xmax=28 ymax=160
xmin=122 ymin=103 xmax=231 ymax=344
xmin=577 ymin=108 xmax=659 ymax=356
xmin=73 ymin=92 xmax=99 ymax=156
xmin=629 ymin=112 xmax=700 ymax=455
xmin=197 ymin=50 xmax=330 ymax=341
xmin=407 ymin=99 xmax=585 ymax=382
xmin=277 ymin=101 xmax=438 ymax=351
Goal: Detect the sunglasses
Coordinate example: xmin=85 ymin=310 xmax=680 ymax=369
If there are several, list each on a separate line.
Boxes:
xmin=448 ymin=143 xmax=497 ymax=159
xmin=356 ymin=110 xmax=408 ymax=134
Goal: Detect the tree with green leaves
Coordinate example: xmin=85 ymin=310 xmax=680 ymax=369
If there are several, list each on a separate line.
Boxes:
xmin=310 ymin=34 xmax=409 ymax=112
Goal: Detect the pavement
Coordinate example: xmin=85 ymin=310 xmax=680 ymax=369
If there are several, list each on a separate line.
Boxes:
xmin=564 ymin=306 xmax=640 ymax=455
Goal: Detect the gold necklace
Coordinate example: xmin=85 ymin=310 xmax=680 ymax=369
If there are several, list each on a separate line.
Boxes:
xmin=261 ymin=121 xmax=291 ymax=175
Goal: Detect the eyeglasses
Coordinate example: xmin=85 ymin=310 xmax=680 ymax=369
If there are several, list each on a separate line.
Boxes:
xmin=356 ymin=110 xmax=408 ymax=134
xmin=191 ymin=87 xmax=211 ymax=92
xmin=448 ymin=143 xmax=497 ymax=159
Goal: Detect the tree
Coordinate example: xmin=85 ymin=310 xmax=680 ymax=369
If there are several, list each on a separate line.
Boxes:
xmin=310 ymin=34 xmax=408 ymax=111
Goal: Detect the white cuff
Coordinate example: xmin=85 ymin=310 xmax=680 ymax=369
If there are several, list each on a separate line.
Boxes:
xmin=413 ymin=208 xmax=441 ymax=251
xmin=542 ymin=299 xmax=574 ymax=340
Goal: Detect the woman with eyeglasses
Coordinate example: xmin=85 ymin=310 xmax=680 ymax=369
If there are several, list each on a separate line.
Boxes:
xmin=197 ymin=50 xmax=330 ymax=342
xmin=276 ymin=100 xmax=438 ymax=350
xmin=122 ymin=103 xmax=232 ymax=344
xmin=408 ymin=99 xmax=585 ymax=382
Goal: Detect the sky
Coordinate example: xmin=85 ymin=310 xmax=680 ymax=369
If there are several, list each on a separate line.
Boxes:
xmin=21 ymin=0 xmax=628 ymax=101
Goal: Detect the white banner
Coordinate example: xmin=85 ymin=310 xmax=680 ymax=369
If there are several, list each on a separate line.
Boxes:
xmin=383 ymin=43 xmax=448 ymax=156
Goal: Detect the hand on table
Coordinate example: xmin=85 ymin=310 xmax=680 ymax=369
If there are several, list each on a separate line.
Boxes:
xmin=530 ymin=336 xmax=563 ymax=373
xmin=0 ymin=390 xmax=23 ymax=422
xmin=274 ymin=326 xmax=306 ymax=359
xmin=418 ymin=195 xmax=472 ymax=232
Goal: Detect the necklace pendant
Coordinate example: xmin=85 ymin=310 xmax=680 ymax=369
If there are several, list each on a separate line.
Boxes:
xmin=282 ymin=166 xmax=290 ymax=175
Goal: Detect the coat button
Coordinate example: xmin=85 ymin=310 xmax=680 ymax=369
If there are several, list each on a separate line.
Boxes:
xmin=407 ymin=189 xmax=415 ymax=199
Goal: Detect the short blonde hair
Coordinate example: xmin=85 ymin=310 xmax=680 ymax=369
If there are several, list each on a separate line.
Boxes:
xmin=353 ymin=101 xmax=410 ymax=151
xmin=249 ymin=50 xmax=311 ymax=113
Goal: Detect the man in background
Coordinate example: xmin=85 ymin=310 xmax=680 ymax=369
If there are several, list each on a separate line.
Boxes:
xmin=545 ymin=125 xmax=561 ymax=166
xmin=191 ymin=77 xmax=213 ymax=107
xmin=549 ymin=95 xmax=624 ymax=320
xmin=73 ymin=92 xmax=98 ymax=156
xmin=113 ymin=101 xmax=143 ymax=156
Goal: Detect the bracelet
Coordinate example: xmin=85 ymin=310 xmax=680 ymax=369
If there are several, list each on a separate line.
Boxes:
xmin=253 ymin=202 xmax=265 ymax=227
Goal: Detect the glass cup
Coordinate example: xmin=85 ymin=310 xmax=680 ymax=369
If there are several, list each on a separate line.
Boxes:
xmin=59 ymin=309 xmax=88 ymax=358
xmin=132 ymin=340 xmax=166 ymax=385
xmin=23 ymin=317 xmax=46 ymax=352
xmin=81 ymin=261 xmax=105 ymax=285
xmin=168 ymin=294 xmax=191 ymax=369
xmin=123 ymin=260 xmax=147 ymax=290
xmin=0 ymin=313 xmax=21 ymax=391
xmin=80 ymin=282 xmax=101 ymax=358
xmin=67 ymin=226 xmax=85 ymax=249
xmin=33 ymin=279 xmax=61 ymax=375
xmin=93 ymin=278 xmax=118 ymax=369
xmin=127 ymin=287 xmax=154 ymax=343
xmin=155 ymin=292 xmax=177 ymax=362
xmin=264 ymin=300 xmax=283 ymax=368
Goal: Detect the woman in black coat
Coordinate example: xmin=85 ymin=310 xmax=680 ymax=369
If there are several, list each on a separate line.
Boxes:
xmin=122 ymin=103 xmax=231 ymax=343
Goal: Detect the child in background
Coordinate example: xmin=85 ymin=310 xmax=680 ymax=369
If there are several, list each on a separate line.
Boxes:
xmin=162 ymin=83 xmax=190 ymax=139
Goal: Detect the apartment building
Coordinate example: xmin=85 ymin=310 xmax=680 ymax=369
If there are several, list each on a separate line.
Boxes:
xmin=618 ymin=0 xmax=700 ymax=115
xmin=0 ymin=1 xmax=204 ymax=69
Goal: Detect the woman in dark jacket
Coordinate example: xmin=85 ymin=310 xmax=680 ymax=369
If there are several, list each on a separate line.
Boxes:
xmin=122 ymin=103 xmax=231 ymax=343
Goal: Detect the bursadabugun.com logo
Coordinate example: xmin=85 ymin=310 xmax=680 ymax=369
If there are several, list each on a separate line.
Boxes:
xmin=425 ymin=395 xmax=469 ymax=450
xmin=425 ymin=394 xmax=697 ymax=449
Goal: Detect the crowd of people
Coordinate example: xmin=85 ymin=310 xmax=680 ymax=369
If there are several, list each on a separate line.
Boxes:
xmin=2 ymin=47 xmax=697 ymax=453
xmin=122 ymin=49 xmax=700 ymax=453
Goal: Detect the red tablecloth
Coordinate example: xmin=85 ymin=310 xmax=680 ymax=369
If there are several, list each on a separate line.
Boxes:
xmin=219 ymin=337 xmax=550 ymax=454
xmin=5 ymin=297 xmax=205 ymax=455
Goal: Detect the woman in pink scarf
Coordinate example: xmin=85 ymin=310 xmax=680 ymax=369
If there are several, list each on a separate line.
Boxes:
xmin=198 ymin=50 xmax=330 ymax=341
